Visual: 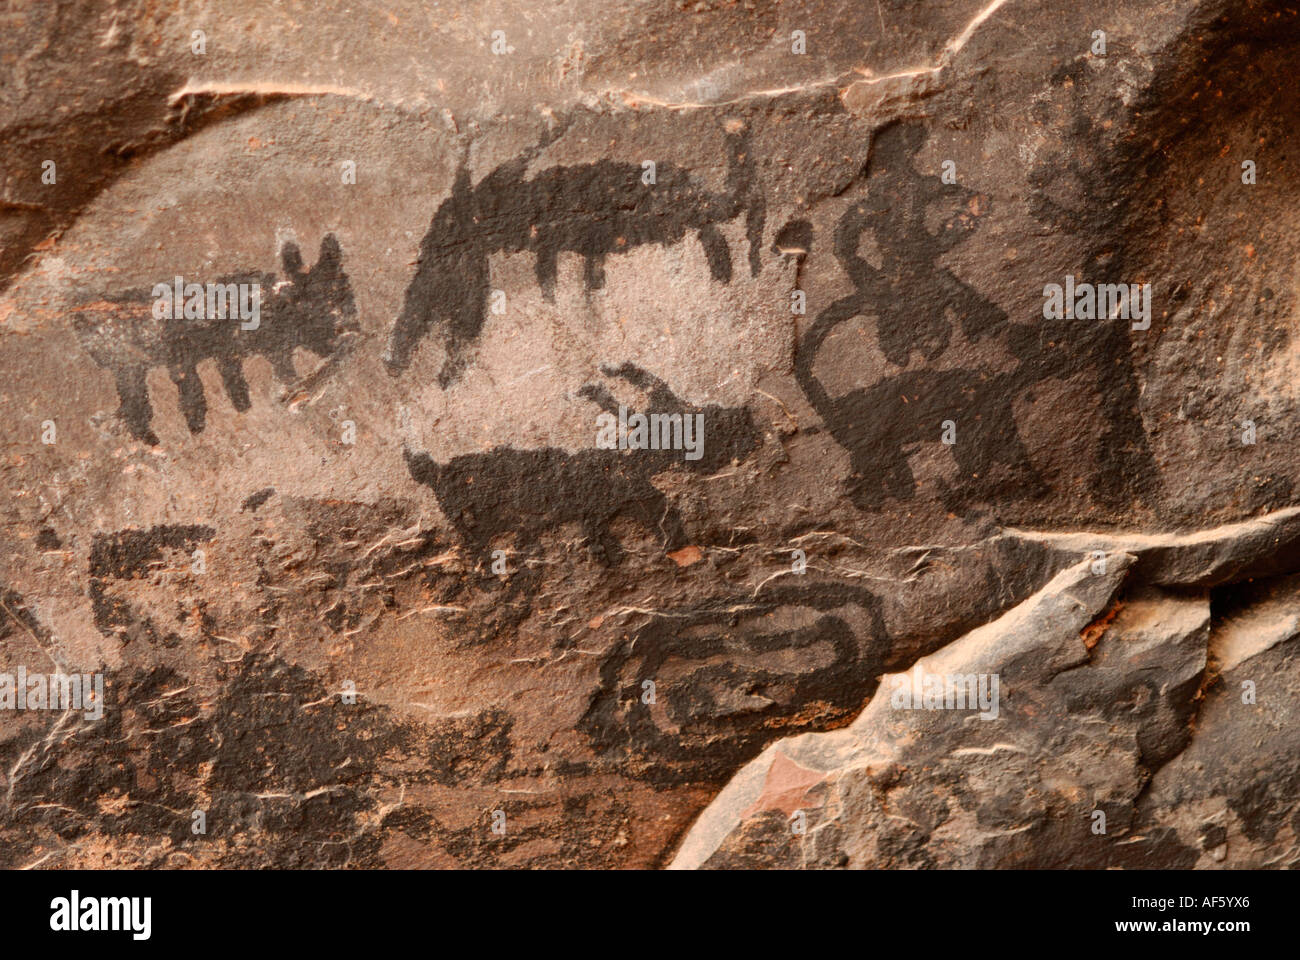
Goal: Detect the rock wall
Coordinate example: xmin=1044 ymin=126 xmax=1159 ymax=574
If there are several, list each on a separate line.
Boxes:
xmin=1 ymin=0 xmax=1297 ymax=868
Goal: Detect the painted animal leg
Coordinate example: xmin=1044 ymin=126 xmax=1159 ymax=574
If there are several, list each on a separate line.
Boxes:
xmin=169 ymin=364 xmax=207 ymax=434
xmin=882 ymin=453 xmax=918 ymax=501
xmin=988 ymin=410 xmax=1049 ymax=498
xmin=698 ymin=224 xmax=733 ymax=284
xmin=436 ymin=252 xmax=491 ymax=389
xmin=583 ymin=254 xmax=606 ymax=292
xmin=218 ymin=356 xmax=252 ymax=412
xmin=113 ymin=364 xmax=158 ymax=445
xmin=535 ymin=246 xmax=558 ymax=302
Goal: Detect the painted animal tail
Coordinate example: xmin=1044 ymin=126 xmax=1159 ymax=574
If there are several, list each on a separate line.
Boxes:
xmin=723 ymin=126 xmax=766 ymax=277
xmin=794 ymin=296 xmax=859 ymax=428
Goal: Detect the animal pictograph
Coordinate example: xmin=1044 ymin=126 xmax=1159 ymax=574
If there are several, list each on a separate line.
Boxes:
xmin=74 ymin=235 xmax=358 ymax=445
xmin=795 ymin=123 xmax=1047 ymax=512
xmin=386 ymin=121 xmax=766 ymax=387
xmin=404 ymin=363 xmax=762 ymax=564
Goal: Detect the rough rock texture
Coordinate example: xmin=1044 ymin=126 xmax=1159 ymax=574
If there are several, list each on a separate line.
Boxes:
xmin=1 ymin=0 xmax=1299 ymax=868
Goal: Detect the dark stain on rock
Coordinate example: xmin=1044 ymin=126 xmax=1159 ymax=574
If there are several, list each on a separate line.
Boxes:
xmin=73 ymin=234 xmax=358 ymax=445
xmin=0 ymin=656 xmax=411 ymax=868
xmin=426 ymin=708 xmax=513 ymax=785
xmin=88 ymin=524 xmax=214 ymax=647
xmin=386 ymin=121 xmax=766 ymax=386
xmin=381 ymin=789 xmax=637 ymax=869
xmin=240 ymin=487 xmax=276 ymax=513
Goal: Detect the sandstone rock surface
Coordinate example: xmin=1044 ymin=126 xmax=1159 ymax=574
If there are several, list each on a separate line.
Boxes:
xmin=1 ymin=0 xmax=1298 ymax=868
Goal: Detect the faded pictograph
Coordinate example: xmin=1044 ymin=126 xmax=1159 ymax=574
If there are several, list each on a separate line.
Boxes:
xmin=73 ymin=235 xmax=358 ymax=445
